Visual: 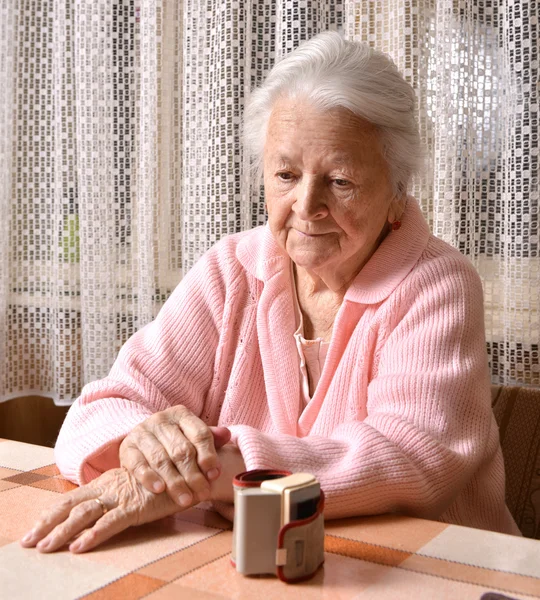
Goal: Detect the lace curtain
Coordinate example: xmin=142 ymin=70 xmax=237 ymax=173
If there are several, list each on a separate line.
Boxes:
xmin=0 ymin=0 xmax=538 ymax=405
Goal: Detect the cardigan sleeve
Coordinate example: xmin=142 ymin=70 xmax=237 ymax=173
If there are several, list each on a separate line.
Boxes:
xmin=228 ymin=253 xmax=498 ymax=523
xmin=55 ymin=248 xmax=228 ymax=485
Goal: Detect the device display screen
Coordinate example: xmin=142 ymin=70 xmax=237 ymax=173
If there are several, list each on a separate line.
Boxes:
xmin=290 ymin=495 xmax=319 ymax=521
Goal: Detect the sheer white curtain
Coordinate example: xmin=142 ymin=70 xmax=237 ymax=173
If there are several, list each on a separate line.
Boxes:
xmin=0 ymin=0 xmax=538 ymax=405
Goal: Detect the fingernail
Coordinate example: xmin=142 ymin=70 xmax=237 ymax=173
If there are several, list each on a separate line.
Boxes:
xmin=179 ymin=493 xmax=192 ymax=507
xmin=21 ymin=532 xmax=33 ymax=543
xmin=70 ymin=541 xmax=81 ymax=553
xmin=152 ymin=481 xmax=163 ymax=492
xmin=37 ymin=540 xmax=50 ymax=551
xmin=207 ymin=468 xmax=219 ymax=480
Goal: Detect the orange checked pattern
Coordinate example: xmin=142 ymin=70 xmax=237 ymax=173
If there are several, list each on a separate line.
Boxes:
xmin=0 ymin=438 xmax=539 ymax=599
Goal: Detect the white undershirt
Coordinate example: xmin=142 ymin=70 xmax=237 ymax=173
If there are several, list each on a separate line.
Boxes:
xmin=291 ymin=270 xmax=330 ymax=405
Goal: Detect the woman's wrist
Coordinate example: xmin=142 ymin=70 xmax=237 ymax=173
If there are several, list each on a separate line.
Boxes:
xmin=210 ymin=443 xmax=246 ymax=503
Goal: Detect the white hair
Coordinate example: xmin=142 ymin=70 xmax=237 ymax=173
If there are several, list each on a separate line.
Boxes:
xmin=243 ymin=31 xmax=423 ymax=195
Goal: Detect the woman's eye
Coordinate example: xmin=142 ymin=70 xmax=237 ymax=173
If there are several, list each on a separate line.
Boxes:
xmin=277 ymin=172 xmax=294 ymax=182
xmin=333 ymin=178 xmax=350 ymax=187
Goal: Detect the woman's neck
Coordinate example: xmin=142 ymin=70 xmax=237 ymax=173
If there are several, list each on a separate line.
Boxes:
xmin=294 ymin=265 xmax=346 ymax=341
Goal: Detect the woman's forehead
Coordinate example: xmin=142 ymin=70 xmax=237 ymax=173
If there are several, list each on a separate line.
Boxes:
xmin=268 ymin=97 xmax=377 ymax=131
xmin=265 ymin=114 xmax=383 ymax=168
xmin=266 ymin=149 xmax=369 ymax=168
xmin=265 ymin=98 xmax=381 ymax=159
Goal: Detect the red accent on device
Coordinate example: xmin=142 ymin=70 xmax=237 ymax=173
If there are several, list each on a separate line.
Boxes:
xmin=276 ymin=490 xmax=325 ymax=583
xmin=233 ymin=469 xmax=291 ymax=488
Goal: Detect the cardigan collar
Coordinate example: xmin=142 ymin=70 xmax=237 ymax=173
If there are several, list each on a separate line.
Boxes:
xmin=236 ymin=197 xmax=431 ymax=305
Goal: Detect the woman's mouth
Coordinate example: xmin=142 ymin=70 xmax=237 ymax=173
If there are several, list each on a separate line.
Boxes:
xmin=295 ymin=230 xmax=328 ymax=238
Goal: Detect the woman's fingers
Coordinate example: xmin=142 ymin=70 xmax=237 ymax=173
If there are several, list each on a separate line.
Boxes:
xmin=144 ymin=430 xmax=210 ymax=505
xmin=122 ymin=430 xmax=206 ymax=507
xmin=21 ymin=467 xmax=183 ymax=554
xmin=69 ymin=510 xmax=132 ymax=553
xmin=119 ymin=407 xmax=233 ymax=508
xmin=172 ymin=409 xmax=220 ymax=477
xmin=120 ymin=442 xmax=165 ymax=494
xmin=210 ymin=426 xmax=232 ymax=450
xmin=20 ymin=491 xmax=89 ymax=548
xmin=165 ymin=436 xmax=211 ymax=503
xmin=35 ymin=499 xmax=109 ymax=553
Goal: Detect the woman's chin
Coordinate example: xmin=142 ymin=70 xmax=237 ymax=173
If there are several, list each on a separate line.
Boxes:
xmin=286 ymin=241 xmax=336 ymax=271
xmin=290 ymin=254 xmax=334 ymax=273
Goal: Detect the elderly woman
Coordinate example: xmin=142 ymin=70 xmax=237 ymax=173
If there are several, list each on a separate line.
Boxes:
xmin=21 ymin=32 xmax=519 ymax=554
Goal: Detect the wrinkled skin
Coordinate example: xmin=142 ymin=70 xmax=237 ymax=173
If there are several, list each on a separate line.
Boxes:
xmin=20 ymin=467 xmax=181 ymax=554
xmin=264 ymin=97 xmax=404 ymax=293
xmin=21 ymin=443 xmax=244 ymax=554
xmin=119 ymin=405 xmax=232 ymax=507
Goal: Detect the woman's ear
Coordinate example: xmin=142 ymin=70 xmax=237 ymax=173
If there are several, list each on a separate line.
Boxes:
xmin=387 ymin=194 xmax=407 ymax=224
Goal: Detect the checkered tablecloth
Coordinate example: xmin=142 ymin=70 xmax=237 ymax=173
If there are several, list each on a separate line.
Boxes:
xmin=0 ymin=438 xmax=539 ymax=599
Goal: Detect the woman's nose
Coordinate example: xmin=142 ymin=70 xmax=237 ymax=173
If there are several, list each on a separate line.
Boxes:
xmin=293 ymin=179 xmax=328 ymax=220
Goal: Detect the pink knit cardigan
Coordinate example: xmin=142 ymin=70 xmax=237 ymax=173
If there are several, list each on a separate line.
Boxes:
xmin=55 ymin=198 xmax=520 ymax=535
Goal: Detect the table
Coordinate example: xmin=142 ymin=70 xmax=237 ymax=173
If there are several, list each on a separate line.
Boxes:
xmin=0 ymin=438 xmax=539 ymax=599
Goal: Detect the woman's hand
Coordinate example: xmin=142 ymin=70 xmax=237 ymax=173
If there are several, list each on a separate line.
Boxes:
xmin=20 ymin=444 xmax=246 ymax=554
xmin=19 ymin=467 xmax=180 ymax=554
xmin=119 ymin=406 xmax=231 ymax=508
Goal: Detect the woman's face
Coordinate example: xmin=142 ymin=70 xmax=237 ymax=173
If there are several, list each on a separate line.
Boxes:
xmin=263 ymin=98 xmax=399 ymax=283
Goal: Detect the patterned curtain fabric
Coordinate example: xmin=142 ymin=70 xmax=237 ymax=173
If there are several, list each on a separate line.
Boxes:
xmin=0 ymin=0 xmax=538 ymax=405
